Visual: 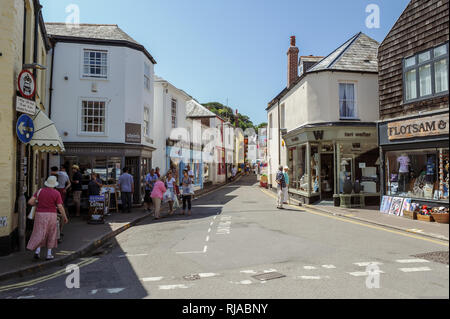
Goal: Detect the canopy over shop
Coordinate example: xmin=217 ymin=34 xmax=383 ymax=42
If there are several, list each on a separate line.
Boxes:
xmin=283 ymin=122 xmax=380 ymax=205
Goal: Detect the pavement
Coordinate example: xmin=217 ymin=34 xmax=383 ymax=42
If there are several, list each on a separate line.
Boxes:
xmin=264 ymin=187 xmax=449 ymax=242
xmin=0 ymin=175 xmax=447 ymax=299
xmin=0 ymin=176 xmax=241 ymax=283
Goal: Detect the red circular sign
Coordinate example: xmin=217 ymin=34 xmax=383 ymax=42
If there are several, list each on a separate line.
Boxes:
xmin=17 ymin=70 xmax=36 ymax=99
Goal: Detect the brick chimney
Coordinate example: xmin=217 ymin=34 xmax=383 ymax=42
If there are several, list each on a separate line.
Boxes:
xmin=287 ymin=36 xmax=299 ymax=88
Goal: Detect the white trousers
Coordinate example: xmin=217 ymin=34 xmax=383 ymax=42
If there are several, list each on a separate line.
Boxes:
xmin=277 ymin=187 xmax=284 ymax=207
xmin=283 ymin=187 xmax=289 ymax=203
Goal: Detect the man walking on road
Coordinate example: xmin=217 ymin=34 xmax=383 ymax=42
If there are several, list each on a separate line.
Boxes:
xmin=283 ymin=166 xmax=290 ymax=205
xmin=118 ymin=167 xmax=134 ymax=214
xmin=276 ymin=165 xmax=286 ymax=209
xmin=71 ymin=165 xmax=83 ymax=217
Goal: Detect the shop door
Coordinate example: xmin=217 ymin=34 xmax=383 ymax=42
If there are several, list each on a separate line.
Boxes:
xmin=125 ymin=157 xmax=140 ymax=204
xmin=320 ymin=154 xmax=334 ymax=199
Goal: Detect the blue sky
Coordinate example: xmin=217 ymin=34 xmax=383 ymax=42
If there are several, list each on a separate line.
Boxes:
xmin=41 ymin=0 xmax=410 ymax=125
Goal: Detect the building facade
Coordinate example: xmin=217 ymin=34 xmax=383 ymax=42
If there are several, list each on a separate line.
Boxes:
xmin=377 ymin=0 xmax=449 ymax=206
xmin=46 ymin=23 xmax=157 ymax=206
xmin=267 ymin=33 xmax=380 ymax=204
xmin=0 ymin=0 xmax=65 ymax=255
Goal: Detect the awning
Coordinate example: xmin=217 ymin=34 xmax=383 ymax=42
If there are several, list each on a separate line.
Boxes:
xmin=30 ymin=109 xmax=65 ymax=153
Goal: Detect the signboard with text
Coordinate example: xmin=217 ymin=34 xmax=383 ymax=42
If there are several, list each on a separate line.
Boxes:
xmin=387 ymin=114 xmax=449 ymax=140
xmin=16 ymin=96 xmax=36 ymax=115
xmin=125 ymin=123 xmax=141 ymax=144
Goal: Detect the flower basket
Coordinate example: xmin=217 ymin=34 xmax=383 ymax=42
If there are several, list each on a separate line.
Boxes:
xmin=402 ymin=210 xmax=417 ymax=220
xmin=417 ymin=214 xmax=434 ymax=222
xmin=430 ymin=213 xmax=449 ymax=224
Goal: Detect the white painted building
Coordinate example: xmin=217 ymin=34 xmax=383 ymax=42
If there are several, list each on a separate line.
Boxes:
xmin=46 ymin=23 xmax=157 ymax=204
xmin=267 ymin=33 xmax=380 ymax=204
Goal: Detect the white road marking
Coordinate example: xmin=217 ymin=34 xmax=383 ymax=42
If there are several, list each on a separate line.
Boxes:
xmin=263 ymin=269 xmax=277 ymax=273
xmin=118 ymin=253 xmax=148 ymax=258
xmin=396 ymin=259 xmax=430 ymax=263
xmin=107 ymin=288 xmax=125 ymax=294
xmin=399 ymin=267 xmax=432 ymax=272
xmin=348 ymin=270 xmax=385 ymax=277
xmin=17 ymin=296 xmax=35 ymax=299
xmin=239 ymin=280 xmax=253 ymax=285
xmin=353 ymin=262 xmax=383 ymax=267
xmin=210 ymin=222 xmax=214 ymax=226
xmin=175 ymin=251 xmax=204 ymax=254
xmin=159 ymin=284 xmax=189 ymax=290
xmin=141 ymin=277 xmax=164 ymax=282
xmin=203 ymin=245 xmax=208 ymax=253
xmin=322 ymin=265 xmax=336 ymax=269
xmin=303 ymin=266 xmax=317 ymax=270
xmin=240 ymin=270 xmax=257 ymax=274
xmin=198 ymin=273 xmax=219 ymax=278
xmin=206 ymin=236 xmax=210 ymax=242
xmin=208 ymin=228 xmax=211 ymax=233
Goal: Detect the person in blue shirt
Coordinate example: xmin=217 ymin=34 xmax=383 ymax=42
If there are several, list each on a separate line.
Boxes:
xmin=283 ymin=166 xmax=290 ymax=204
xmin=275 ymin=166 xmax=286 ymax=209
xmin=144 ymin=168 xmax=158 ymax=213
xmin=118 ymin=167 xmax=134 ymax=214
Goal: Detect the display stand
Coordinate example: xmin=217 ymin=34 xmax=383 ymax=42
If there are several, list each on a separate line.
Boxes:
xmin=101 ymin=186 xmax=119 ymax=213
xmin=88 ymin=195 xmax=106 ymax=224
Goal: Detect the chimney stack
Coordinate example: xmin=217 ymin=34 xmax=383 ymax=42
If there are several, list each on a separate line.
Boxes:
xmin=287 ymin=36 xmax=299 ymax=88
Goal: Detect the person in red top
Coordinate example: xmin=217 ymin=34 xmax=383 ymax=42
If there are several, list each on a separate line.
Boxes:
xmin=27 ymin=176 xmax=69 ymax=261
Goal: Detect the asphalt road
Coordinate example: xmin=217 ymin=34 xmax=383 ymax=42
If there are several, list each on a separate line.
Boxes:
xmin=0 ymin=175 xmax=448 ymax=299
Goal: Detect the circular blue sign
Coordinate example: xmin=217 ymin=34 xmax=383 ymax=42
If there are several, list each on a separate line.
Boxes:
xmin=16 ymin=114 xmax=35 ymax=144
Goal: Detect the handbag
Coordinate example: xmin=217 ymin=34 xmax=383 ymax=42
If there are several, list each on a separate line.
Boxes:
xmin=28 ymin=189 xmax=42 ymax=220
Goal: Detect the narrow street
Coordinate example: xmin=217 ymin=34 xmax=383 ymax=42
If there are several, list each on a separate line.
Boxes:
xmin=0 ymin=175 xmax=448 ymax=299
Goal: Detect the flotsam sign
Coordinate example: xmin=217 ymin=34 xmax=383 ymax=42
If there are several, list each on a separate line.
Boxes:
xmin=388 ymin=114 xmax=449 ymax=140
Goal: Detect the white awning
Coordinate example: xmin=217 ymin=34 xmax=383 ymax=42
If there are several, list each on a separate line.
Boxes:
xmin=29 ymin=109 xmax=65 ymax=153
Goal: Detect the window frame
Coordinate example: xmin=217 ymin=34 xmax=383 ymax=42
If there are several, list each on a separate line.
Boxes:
xmin=338 ymin=82 xmax=358 ymax=120
xmin=78 ymin=98 xmax=108 ymax=136
xmin=82 ymin=49 xmax=108 ymax=79
xmin=402 ymin=42 xmax=449 ymax=104
xmin=143 ymin=106 xmax=150 ymax=137
xmin=171 ymin=98 xmax=177 ymax=129
xmin=144 ymin=63 xmax=151 ymax=91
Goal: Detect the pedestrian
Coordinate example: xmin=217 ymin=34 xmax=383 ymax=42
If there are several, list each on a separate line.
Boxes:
xmin=283 ymin=166 xmax=290 ymax=205
xmin=164 ymin=171 xmax=177 ymax=215
xmin=144 ymin=168 xmax=157 ymax=213
xmin=55 ymin=166 xmax=70 ymax=243
xmin=186 ymin=164 xmax=194 ymax=179
xmin=151 ymin=176 xmax=166 ymax=220
xmin=71 ymin=165 xmax=83 ymax=217
xmin=27 ymin=176 xmax=69 ymax=261
xmin=155 ymin=167 xmax=161 ymax=178
xmin=118 ymin=167 xmax=134 ymax=214
xmin=88 ymin=172 xmax=103 ymax=196
xmin=181 ymin=170 xmax=193 ymax=216
xmin=276 ymin=165 xmax=286 ymax=209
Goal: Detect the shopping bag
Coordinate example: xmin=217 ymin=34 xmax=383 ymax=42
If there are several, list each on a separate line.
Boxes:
xmin=28 ymin=189 xmax=42 ymax=220
xmin=163 ymin=189 xmax=171 ymax=203
xmin=173 ymin=196 xmax=180 ymax=209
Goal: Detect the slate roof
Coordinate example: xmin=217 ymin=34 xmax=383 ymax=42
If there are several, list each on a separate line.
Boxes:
xmin=45 ymin=23 xmax=156 ymax=64
xmin=308 ymin=32 xmax=379 ymax=73
xmin=186 ymin=100 xmax=217 ymax=118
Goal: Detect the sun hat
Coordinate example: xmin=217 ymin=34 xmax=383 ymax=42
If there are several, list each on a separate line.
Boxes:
xmin=284 ymin=166 xmax=289 ymax=170
xmin=44 ymin=176 xmax=59 ymax=188
xmin=72 ymin=164 xmax=80 ymax=170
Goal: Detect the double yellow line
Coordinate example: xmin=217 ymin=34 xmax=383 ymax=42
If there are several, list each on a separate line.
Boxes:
xmin=0 ymin=257 xmax=99 ymax=293
xmin=260 ymin=188 xmax=448 ymax=247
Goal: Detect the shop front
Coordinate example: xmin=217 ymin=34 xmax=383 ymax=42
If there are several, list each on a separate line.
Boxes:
xmin=166 ymin=145 xmax=203 ymax=189
xmin=59 ymin=143 xmax=154 ymax=211
xmin=378 ymin=111 xmax=449 ymax=207
xmin=284 ymin=123 xmax=379 ymax=205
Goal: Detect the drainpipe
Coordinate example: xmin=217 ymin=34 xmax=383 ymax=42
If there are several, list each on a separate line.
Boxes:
xmin=277 ymin=99 xmax=281 ymax=166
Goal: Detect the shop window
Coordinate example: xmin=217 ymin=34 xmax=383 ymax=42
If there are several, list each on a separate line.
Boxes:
xmin=93 ymin=157 xmax=107 ymax=182
xmin=310 ymin=145 xmax=319 ymax=194
xmin=291 ymin=145 xmax=307 ymax=192
xmin=403 ymin=42 xmax=449 ymax=102
xmin=385 ymin=148 xmax=449 ymax=201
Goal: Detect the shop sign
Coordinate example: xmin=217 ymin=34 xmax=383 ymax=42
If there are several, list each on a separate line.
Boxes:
xmin=345 ymin=132 xmax=371 ymax=137
xmin=125 ymin=123 xmax=141 ymax=144
xmin=388 ymin=114 xmax=449 ymax=140
xmin=16 ymin=96 xmax=36 ymax=115
xmin=17 ymin=70 xmax=36 ymax=99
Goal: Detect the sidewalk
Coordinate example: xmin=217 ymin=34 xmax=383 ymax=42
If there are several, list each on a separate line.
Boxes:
xmin=266 ymin=188 xmax=449 ymax=242
xmin=0 ymin=176 xmax=241 ymax=283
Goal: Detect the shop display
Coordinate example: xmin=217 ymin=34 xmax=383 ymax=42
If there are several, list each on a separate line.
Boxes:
xmin=380 ymin=196 xmax=393 ymax=214
xmin=400 ymin=198 xmax=412 ymax=216
xmin=430 ymin=207 xmax=449 ymax=224
xmin=388 ymin=197 xmax=404 ymax=216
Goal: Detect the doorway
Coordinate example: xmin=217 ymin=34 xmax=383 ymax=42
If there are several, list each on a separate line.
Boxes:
xmin=125 ymin=157 xmax=140 ymax=204
xmin=320 ymin=154 xmax=334 ymax=199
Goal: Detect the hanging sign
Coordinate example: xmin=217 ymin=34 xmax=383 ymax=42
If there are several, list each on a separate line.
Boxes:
xmin=16 ymin=96 xmax=36 ymax=115
xmin=16 ymin=114 xmax=35 ymax=144
xmin=17 ymin=70 xmax=36 ymax=99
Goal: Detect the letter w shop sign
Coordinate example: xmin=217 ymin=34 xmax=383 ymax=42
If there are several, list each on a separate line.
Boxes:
xmin=388 ymin=114 xmax=449 ymax=140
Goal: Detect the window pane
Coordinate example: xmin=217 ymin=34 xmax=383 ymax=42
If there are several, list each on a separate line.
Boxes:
xmin=435 ymin=59 xmax=449 ymax=93
xmin=419 ymin=64 xmax=432 ymax=96
xmin=405 ymin=69 xmax=417 ymax=100
xmin=434 ymin=45 xmax=447 ymax=58
xmin=339 ymin=83 xmax=356 ymax=118
xmin=418 ymin=51 xmax=430 ymax=63
xmin=405 ymin=56 xmax=416 ymax=68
